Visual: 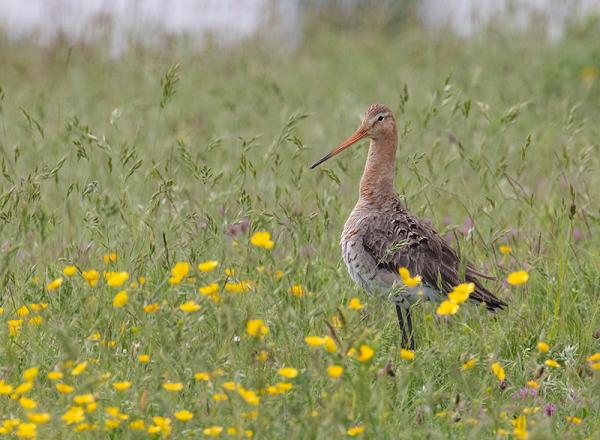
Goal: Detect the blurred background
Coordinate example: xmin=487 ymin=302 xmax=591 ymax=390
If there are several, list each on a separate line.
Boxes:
xmin=1 ymin=0 xmax=600 ymax=55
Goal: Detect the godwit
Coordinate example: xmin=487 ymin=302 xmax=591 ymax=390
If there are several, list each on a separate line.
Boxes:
xmin=310 ymin=104 xmax=506 ymax=348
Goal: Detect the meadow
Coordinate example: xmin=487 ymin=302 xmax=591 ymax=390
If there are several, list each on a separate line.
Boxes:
xmin=0 ymin=17 xmax=600 ymax=439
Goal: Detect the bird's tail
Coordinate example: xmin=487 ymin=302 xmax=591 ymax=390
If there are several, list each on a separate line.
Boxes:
xmin=469 ymin=278 xmax=507 ymax=311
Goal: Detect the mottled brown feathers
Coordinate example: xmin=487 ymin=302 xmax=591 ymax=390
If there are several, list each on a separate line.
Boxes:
xmin=360 ymin=196 xmax=506 ymax=310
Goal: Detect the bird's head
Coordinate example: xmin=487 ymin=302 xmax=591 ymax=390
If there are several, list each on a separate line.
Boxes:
xmin=309 ymin=103 xmax=396 ymax=169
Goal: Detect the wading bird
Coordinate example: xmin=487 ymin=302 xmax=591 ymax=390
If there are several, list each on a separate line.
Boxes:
xmin=310 ymin=104 xmax=506 ymax=348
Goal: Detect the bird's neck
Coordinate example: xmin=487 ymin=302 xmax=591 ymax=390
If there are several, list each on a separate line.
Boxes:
xmin=359 ymin=133 xmax=398 ymax=202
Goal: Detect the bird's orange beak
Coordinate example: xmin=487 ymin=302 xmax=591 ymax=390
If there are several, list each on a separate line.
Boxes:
xmin=309 ymin=128 xmax=368 ymax=169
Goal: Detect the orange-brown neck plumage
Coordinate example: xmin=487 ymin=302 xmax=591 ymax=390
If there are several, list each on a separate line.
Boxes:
xmin=359 ymin=130 xmax=398 ymax=201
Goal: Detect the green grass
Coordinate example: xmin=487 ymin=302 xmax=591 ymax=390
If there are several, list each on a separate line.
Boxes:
xmin=1 ymin=19 xmax=600 ymax=439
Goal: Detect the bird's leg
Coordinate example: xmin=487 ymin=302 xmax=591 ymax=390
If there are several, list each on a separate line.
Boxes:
xmin=395 ymin=304 xmax=410 ymax=348
xmin=405 ymin=306 xmax=415 ymax=350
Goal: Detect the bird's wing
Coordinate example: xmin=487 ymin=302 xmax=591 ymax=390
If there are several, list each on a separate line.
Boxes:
xmin=361 ymin=203 xmax=506 ymax=310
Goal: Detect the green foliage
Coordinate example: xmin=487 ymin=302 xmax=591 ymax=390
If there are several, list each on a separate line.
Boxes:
xmin=0 ymin=22 xmax=599 ymax=439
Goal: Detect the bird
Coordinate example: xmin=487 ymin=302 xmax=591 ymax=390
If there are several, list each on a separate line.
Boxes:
xmin=309 ymin=103 xmax=506 ymax=349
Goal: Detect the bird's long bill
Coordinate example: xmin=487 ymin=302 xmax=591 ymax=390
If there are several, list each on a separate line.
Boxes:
xmin=309 ymin=129 xmax=368 ymax=169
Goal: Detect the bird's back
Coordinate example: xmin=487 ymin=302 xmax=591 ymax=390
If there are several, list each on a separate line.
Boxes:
xmin=341 ymin=195 xmax=506 ymax=310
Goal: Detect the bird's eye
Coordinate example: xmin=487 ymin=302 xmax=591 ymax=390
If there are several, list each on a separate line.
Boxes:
xmin=377 ymin=115 xmax=384 ymax=121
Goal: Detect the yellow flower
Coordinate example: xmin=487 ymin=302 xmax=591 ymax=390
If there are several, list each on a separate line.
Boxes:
xmin=203 ymin=426 xmax=224 ymax=436
xmin=47 ymin=371 xmax=63 ymax=380
xmin=513 ymin=415 xmax=528 ymax=440
xmin=143 ymin=303 xmax=160 ymax=313
xmin=179 ymin=301 xmax=202 ymax=313
xmin=448 ymin=283 xmax=474 ymax=304
xmin=275 ymin=382 xmax=293 ymax=392
xmin=278 ymin=367 xmax=299 ymax=379
xmin=15 ymin=306 xmax=29 ymax=319
xmin=507 ymin=270 xmax=529 ymax=286
xmin=250 ymin=231 xmax=274 ymax=249
xmin=589 ymin=362 xmax=600 ymax=371
xmin=537 ymin=341 xmax=550 ymax=353
xmin=62 ymin=406 xmax=85 ymax=424
xmin=246 ymin=319 xmax=269 ymax=337
xmin=147 ymin=425 xmax=161 ymax=434
xmin=28 ymin=316 xmax=43 ymax=326
xmin=73 ymin=422 xmax=96 ymax=432
xmin=138 ymin=354 xmax=150 ymax=363
xmin=82 ymin=270 xmax=100 ymax=287
xmin=169 ymin=262 xmax=190 ymax=284
xmin=238 ymin=387 xmax=260 ymax=406
xmin=256 ymin=350 xmax=268 ymax=362
xmin=347 ymin=425 xmax=365 ymax=436
xmin=16 ymin=306 xmax=30 ymax=318
xmin=63 ymin=265 xmax=77 ymax=276
xmin=112 ymin=381 xmax=131 ymax=391
xmin=14 ymin=381 xmax=33 ymax=394
xmin=224 ymin=281 xmax=252 ymax=293
xmin=198 ymin=260 xmax=219 ymax=272
xmin=274 ymin=270 xmax=284 ymax=279
xmin=112 ymin=291 xmax=128 ymax=308
xmin=26 ymin=412 xmax=51 ymax=424
xmin=103 ymin=252 xmax=118 ymax=264
xmin=323 ymin=336 xmax=337 ymax=353
xmin=587 ymin=353 xmax=600 ymax=363
xmin=163 ymin=382 xmax=183 ymax=392
xmin=106 ymin=271 xmax=129 ymax=287
xmin=400 ymin=349 xmax=415 ymax=361
xmin=56 ymin=383 xmax=75 ymax=394
xmin=222 ymin=381 xmax=238 ymax=391
xmin=29 ymin=303 xmax=48 ymax=312
xmin=566 ymin=416 xmax=583 ymax=425
xmin=436 ymin=300 xmax=459 ymax=316
xmin=357 ymin=345 xmax=375 ymax=363
xmin=0 ymin=381 xmax=13 ymax=394
xmin=399 ymin=267 xmax=422 ymax=287
xmin=290 ymin=285 xmax=304 ymax=297
xmin=71 ymin=361 xmax=88 ymax=376
xmin=545 ymin=359 xmax=560 ymax=368
xmin=327 ymin=365 xmax=344 ymax=378
xmin=22 ymin=367 xmax=39 ymax=382
xmin=129 ymin=420 xmax=146 ymax=431
xmin=8 ymin=319 xmax=23 ymax=337
xmin=348 ymin=297 xmax=364 ymax=310
xmin=526 ymin=380 xmax=539 ymax=389
xmin=174 ymin=410 xmax=193 ymax=421
xmin=106 ymin=407 xmax=129 ymax=420
xmin=47 ymin=277 xmax=63 ymax=291
xmin=15 ymin=423 xmax=36 ymax=439
xmin=305 ymin=336 xmax=325 ymax=346
xmin=499 ymin=245 xmax=512 ymax=255
xmin=73 ymin=394 xmax=95 ymax=404
xmin=194 ymin=372 xmax=210 ymax=381
xmin=105 ymin=419 xmax=121 ymax=430
xmin=19 ymin=397 xmax=37 ymax=409
xmin=491 ymin=362 xmax=505 ymax=381
xmin=199 ymin=283 xmax=219 ymax=295
xmin=462 ymin=358 xmax=478 ymax=370
xmin=151 ymin=417 xmax=171 ymax=436
xmin=212 ymin=393 xmax=228 ymax=401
